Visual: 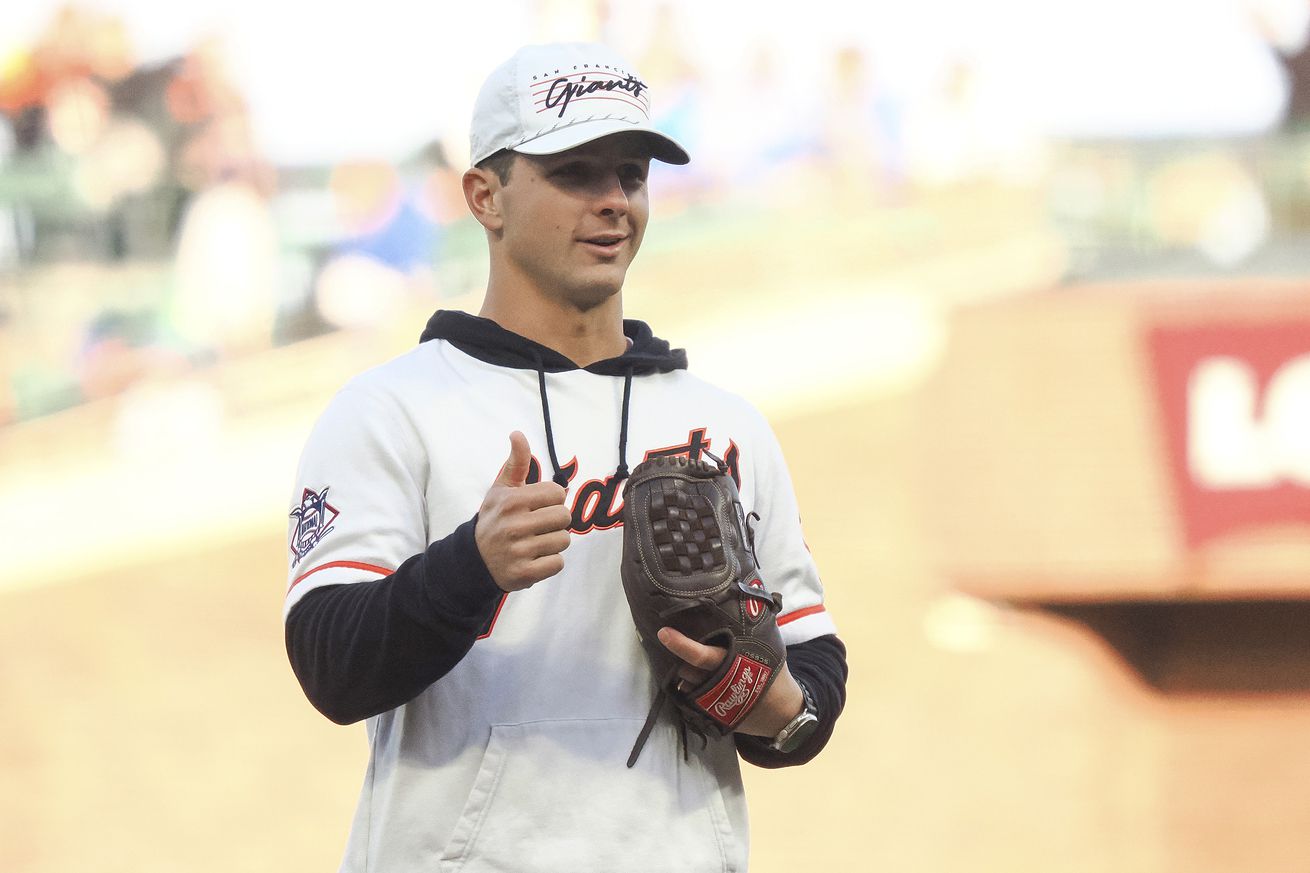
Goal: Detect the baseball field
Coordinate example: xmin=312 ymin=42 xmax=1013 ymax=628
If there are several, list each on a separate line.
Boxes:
xmin=4 ymin=190 xmax=1309 ymax=872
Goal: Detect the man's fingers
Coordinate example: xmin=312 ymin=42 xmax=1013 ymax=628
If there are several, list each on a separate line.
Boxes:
xmin=493 ymin=431 xmax=533 ymax=487
xmin=525 ymin=553 xmax=565 ymax=583
xmin=477 ymin=429 xmax=576 ymax=593
xmin=525 ymin=503 xmax=573 ymax=535
xmin=477 ymin=433 xmax=574 ymax=593
xmin=657 ymin=627 xmax=727 ymax=671
xmin=519 ymin=480 xmax=569 ymax=510
xmin=498 ymin=553 xmax=566 ymax=591
xmin=529 ymin=529 xmax=571 ymax=558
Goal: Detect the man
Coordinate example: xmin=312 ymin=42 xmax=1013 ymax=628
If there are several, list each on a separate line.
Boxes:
xmin=284 ymin=42 xmax=847 ymax=872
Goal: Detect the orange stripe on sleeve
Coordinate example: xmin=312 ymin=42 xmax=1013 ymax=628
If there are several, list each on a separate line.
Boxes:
xmin=777 ymin=604 xmax=826 ymax=626
xmin=288 ymin=560 xmax=394 ymax=593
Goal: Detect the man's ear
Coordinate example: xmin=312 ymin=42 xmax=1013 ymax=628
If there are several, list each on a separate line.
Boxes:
xmin=463 ymin=167 xmax=504 ymax=232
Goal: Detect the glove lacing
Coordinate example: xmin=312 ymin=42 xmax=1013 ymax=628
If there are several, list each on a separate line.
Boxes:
xmin=627 ymin=661 xmax=712 ymax=769
xmin=626 ymin=595 xmax=721 ymax=768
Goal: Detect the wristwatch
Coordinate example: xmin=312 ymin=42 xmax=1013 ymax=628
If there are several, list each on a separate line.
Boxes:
xmin=768 ymin=679 xmax=820 ymax=753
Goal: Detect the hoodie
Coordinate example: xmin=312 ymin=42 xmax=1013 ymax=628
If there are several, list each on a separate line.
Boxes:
xmin=283 ymin=310 xmax=846 ymax=871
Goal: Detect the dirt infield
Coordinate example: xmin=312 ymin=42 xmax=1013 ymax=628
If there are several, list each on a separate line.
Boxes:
xmin=5 ymin=381 xmax=1309 ymax=872
xmin=0 ymin=391 xmax=912 ymax=872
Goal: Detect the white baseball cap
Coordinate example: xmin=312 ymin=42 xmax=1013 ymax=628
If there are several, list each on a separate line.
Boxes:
xmin=469 ymin=42 xmax=690 ymax=167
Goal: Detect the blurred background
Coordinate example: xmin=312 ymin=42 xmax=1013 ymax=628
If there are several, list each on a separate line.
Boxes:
xmin=2 ymin=0 xmax=1310 ymax=870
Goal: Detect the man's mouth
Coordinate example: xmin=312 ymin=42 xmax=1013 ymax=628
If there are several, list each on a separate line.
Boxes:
xmin=580 ymin=233 xmax=627 ymax=251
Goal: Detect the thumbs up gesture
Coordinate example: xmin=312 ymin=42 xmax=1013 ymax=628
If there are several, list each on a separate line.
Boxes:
xmin=475 ymin=431 xmax=572 ymax=592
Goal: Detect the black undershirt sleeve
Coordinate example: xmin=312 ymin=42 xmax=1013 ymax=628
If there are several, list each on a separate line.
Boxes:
xmin=734 ymin=634 xmax=848 ymax=768
xmin=287 ymin=514 xmax=849 ymax=770
xmin=284 ymin=516 xmax=504 ymax=725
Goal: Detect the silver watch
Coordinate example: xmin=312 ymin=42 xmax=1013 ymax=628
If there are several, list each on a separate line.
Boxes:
xmin=768 ymin=680 xmax=819 ymax=753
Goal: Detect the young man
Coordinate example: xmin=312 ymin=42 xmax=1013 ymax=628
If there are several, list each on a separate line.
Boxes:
xmin=284 ymin=43 xmax=847 ymax=872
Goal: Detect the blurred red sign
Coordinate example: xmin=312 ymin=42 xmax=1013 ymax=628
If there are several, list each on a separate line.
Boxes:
xmin=1148 ymin=323 xmax=1310 ymax=548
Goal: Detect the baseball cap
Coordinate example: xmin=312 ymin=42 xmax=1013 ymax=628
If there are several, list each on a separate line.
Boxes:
xmin=469 ymin=42 xmax=690 ymax=167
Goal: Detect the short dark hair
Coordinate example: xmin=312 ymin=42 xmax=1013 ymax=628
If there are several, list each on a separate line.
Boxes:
xmin=476 ymin=149 xmax=516 ymax=184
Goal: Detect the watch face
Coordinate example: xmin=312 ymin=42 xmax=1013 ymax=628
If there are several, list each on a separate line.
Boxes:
xmin=777 ymin=714 xmax=820 ymax=754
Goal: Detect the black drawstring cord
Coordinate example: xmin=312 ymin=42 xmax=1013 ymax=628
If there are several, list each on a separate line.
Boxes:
xmin=531 ymin=350 xmax=570 ymax=488
xmin=532 ymin=352 xmax=635 ymax=488
xmin=615 ymin=366 xmax=634 ymax=482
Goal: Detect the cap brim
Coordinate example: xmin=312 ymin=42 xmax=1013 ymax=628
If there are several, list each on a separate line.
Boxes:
xmin=512 ymin=118 xmax=690 ymax=165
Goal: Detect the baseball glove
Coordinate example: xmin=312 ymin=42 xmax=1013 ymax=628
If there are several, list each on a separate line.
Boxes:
xmin=620 ymin=453 xmax=785 ymax=767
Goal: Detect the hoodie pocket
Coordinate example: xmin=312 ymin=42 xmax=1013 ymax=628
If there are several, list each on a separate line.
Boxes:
xmin=438 ymin=718 xmax=734 ymax=873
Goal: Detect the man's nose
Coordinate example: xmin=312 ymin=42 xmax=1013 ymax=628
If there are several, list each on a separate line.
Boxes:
xmin=596 ymin=173 xmax=629 ymax=216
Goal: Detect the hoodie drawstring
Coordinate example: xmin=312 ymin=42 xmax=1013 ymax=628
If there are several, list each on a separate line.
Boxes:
xmin=531 ymin=352 xmax=637 ymax=488
xmin=615 ymin=366 xmax=634 ymax=482
xmin=531 ymin=350 xmax=571 ymax=488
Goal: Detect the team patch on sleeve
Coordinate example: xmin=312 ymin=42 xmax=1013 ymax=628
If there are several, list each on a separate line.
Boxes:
xmin=289 ymin=486 xmax=339 ymax=566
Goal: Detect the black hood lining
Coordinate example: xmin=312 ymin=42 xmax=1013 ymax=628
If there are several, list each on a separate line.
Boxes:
xmin=419 ymin=309 xmax=686 ymax=376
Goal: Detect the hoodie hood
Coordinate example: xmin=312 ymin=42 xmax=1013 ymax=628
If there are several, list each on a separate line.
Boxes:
xmin=419 ymin=309 xmax=687 ymax=375
xmin=419 ymin=309 xmax=685 ymax=488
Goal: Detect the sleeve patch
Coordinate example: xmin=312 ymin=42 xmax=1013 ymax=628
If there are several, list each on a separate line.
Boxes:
xmin=289 ymin=486 xmax=340 ymax=566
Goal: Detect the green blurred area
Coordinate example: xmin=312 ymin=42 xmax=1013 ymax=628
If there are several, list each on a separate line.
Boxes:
xmin=5 ymin=128 xmax=1310 ymax=425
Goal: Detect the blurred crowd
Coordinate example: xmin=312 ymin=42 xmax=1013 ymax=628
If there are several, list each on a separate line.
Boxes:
xmin=0 ymin=7 xmax=276 ymax=423
xmin=0 ymin=7 xmax=473 ymax=425
xmin=2 ymin=2 xmax=1310 ymax=427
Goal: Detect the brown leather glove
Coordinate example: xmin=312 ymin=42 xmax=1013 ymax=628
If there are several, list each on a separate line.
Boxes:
xmin=620 ymin=454 xmax=785 ymax=767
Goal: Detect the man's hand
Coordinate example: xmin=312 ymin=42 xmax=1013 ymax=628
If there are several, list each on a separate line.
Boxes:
xmin=475 ymin=431 xmax=572 ymax=592
xmin=656 ymin=627 xmax=805 ymax=739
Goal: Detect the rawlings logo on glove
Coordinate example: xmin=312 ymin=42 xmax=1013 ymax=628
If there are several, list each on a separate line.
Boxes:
xmin=699 ymin=655 xmax=772 ymax=723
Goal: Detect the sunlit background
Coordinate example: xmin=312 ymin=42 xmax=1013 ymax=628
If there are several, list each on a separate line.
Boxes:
xmin=3 ymin=1 xmax=1310 ymax=871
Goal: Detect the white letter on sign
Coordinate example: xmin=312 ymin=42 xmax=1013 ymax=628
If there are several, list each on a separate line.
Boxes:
xmin=1188 ymin=354 xmax=1310 ymax=489
xmin=1188 ymin=357 xmax=1272 ymax=488
xmin=1265 ymin=355 xmax=1310 ymax=486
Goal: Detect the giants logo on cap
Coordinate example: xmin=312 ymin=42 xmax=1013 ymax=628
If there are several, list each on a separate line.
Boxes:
xmin=532 ymin=66 xmax=650 ymax=119
xmin=1149 ymin=322 xmax=1310 ymax=547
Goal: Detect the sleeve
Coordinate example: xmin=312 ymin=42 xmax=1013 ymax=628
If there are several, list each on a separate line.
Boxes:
xmin=746 ymin=417 xmax=839 ymax=645
xmin=281 ymin=382 xmax=505 ymax=724
xmin=735 ymin=634 xmax=848 ymax=768
xmin=735 ymin=412 xmax=848 ymax=767
xmin=285 ymin=519 xmax=503 ymax=725
xmin=283 ymin=383 xmax=430 ymax=618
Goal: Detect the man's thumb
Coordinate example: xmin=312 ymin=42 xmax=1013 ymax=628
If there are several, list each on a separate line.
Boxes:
xmin=495 ymin=431 xmax=532 ymax=486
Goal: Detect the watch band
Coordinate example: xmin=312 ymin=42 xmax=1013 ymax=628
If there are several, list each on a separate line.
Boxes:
xmin=768 ymin=679 xmax=820 ymax=753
